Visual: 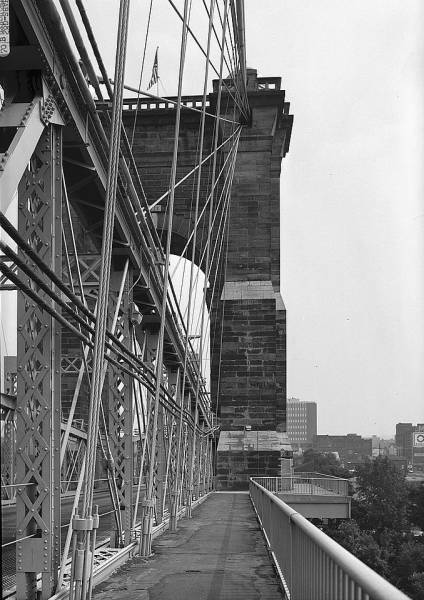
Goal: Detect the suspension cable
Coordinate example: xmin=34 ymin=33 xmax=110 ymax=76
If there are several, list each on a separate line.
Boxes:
xmin=190 ymin=134 xmax=238 ymax=347
xmin=70 ymin=3 xmax=131 ymax=596
xmin=186 ymin=0 xmax=231 ymax=518
xmin=166 ymin=0 xmax=249 ymax=120
xmin=141 ymin=0 xmax=191 ymax=557
xmin=149 ymin=126 xmax=240 ymax=210
xmin=120 ymin=82 xmax=239 ymax=126
xmin=169 ymin=130 xmax=240 ymax=278
xmin=179 ymin=131 xmax=240 ymax=315
xmin=173 ymin=0 xmax=217 ymax=522
xmin=130 ymin=0 xmax=154 ymax=147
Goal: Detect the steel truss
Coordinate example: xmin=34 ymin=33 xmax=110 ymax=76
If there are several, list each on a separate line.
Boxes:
xmin=0 ymin=0 xmax=248 ymax=598
xmin=15 ymin=126 xmax=62 ymax=598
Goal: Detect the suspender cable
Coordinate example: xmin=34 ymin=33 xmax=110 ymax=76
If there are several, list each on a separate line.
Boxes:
xmin=186 ymin=0 xmax=230 ymax=518
xmin=130 ymin=0 xmax=154 ymax=147
xmin=179 ymin=130 xmax=240 ymax=319
xmin=140 ymin=0 xmax=191 ymax=558
xmin=149 ymin=127 xmax=240 ymax=210
xmin=117 ymin=82 xmax=239 ymax=126
xmin=70 ymin=2 xmax=131 ymax=598
xmin=170 ymin=132 xmax=240 ymax=279
xmin=201 ymin=0 xmax=246 ymax=123
xmin=166 ymin=0 xmax=248 ymax=121
xmin=170 ymin=0 xmax=217 ymax=531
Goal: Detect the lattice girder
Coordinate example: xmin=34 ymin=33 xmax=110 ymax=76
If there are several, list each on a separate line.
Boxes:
xmin=15 ymin=125 xmax=62 ymax=600
xmin=107 ymin=269 xmax=134 ymax=546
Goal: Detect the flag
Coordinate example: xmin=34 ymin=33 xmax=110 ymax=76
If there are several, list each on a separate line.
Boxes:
xmin=147 ymin=48 xmax=158 ymax=90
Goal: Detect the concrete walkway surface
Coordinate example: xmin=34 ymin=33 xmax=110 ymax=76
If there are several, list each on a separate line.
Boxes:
xmin=93 ymin=492 xmax=283 ymax=600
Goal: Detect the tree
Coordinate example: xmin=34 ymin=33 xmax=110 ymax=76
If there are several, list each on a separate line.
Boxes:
xmin=408 ymin=483 xmax=424 ymax=531
xmin=295 ymin=449 xmax=350 ymax=478
xmin=323 ymin=457 xmax=424 ymax=600
xmin=353 ymin=456 xmax=408 ymax=540
xmin=324 ymin=520 xmax=389 ymax=577
xmin=391 ymin=539 xmax=424 ymax=595
xmin=410 ymin=572 xmax=424 ymax=599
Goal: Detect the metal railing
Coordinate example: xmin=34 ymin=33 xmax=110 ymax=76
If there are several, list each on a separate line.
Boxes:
xmin=250 ymin=478 xmax=410 ymax=600
xmin=254 ymin=474 xmax=349 ymax=496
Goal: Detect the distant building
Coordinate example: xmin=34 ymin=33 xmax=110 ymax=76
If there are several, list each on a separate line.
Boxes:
xmin=412 ymin=424 xmax=424 ymax=471
xmin=395 ymin=423 xmax=424 ymax=470
xmin=387 ymin=456 xmax=408 ymax=472
xmin=396 ymin=423 xmax=413 ymax=461
xmin=371 ymin=436 xmax=397 ymax=458
xmin=287 ymin=398 xmax=317 ymax=450
xmin=313 ymin=434 xmax=372 ymax=465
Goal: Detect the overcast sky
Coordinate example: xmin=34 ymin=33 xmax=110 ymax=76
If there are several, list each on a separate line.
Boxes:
xmin=2 ymin=1 xmax=423 ymax=438
xmin=253 ymin=1 xmax=424 ymax=437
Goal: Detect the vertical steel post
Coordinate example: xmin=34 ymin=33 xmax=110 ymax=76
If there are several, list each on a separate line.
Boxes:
xmin=2 ymin=409 xmax=15 ymax=499
xmin=140 ymin=331 xmax=166 ymax=554
xmin=107 ymin=268 xmax=133 ymax=546
xmin=167 ymin=368 xmax=180 ymax=531
xmin=186 ymin=401 xmax=198 ymax=518
xmin=15 ymin=125 xmax=62 ymax=599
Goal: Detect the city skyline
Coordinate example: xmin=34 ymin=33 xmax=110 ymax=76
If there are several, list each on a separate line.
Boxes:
xmin=288 ymin=395 xmax=421 ymax=439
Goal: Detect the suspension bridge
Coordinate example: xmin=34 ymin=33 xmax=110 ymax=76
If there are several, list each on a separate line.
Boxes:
xmin=0 ymin=1 xmax=412 ymax=599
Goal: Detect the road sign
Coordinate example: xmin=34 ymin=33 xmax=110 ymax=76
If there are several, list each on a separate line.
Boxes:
xmin=413 ymin=432 xmax=424 ymax=447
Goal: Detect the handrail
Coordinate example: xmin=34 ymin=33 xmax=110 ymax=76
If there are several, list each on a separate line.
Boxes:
xmin=250 ymin=478 xmax=411 ymax=600
xmin=294 ymin=471 xmax=349 ymax=481
xmin=253 ymin=475 xmax=349 ymax=497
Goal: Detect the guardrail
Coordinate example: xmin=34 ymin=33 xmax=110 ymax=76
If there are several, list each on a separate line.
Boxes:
xmin=250 ymin=478 xmax=411 ymax=600
xmin=254 ymin=475 xmax=349 ymax=496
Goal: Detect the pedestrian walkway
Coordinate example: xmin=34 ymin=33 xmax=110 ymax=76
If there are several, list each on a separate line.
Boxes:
xmin=93 ymin=492 xmax=284 ymax=600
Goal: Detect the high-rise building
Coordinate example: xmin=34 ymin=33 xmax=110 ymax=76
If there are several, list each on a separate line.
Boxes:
xmin=395 ymin=423 xmax=413 ymax=461
xmin=412 ymin=425 xmax=424 ymax=471
xmin=287 ymin=398 xmax=317 ymax=450
xmin=396 ymin=423 xmax=424 ymax=470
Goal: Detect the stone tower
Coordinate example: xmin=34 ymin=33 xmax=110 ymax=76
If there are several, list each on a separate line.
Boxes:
xmin=212 ymin=69 xmax=293 ymax=488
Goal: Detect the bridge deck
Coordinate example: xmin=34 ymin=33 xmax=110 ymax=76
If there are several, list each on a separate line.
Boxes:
xmin=93 ymin=492 xmax=283 ymax=600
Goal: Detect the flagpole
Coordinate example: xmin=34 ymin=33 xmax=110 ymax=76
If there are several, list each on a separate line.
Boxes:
xmin=156 ymin=46 xmax=159 ymax=98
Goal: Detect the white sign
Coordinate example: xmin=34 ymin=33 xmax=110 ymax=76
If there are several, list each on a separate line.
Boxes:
xmin=413 ymin=432 xmax=424 ymax=447
xmin=0 ymin=0 xmax=10 ymax=58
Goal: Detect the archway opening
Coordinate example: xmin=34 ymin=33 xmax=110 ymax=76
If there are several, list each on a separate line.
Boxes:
xmin=169 ymin=254 xmax=210 ymax=394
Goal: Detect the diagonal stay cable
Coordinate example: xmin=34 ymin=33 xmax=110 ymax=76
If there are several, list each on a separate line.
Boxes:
xmin=0 ymin=261 xmax=196 ymax=429
xmin=0 ymin=212 xmax=206 ymax=418
xmin=172 ymin=0 xmax=217 ymax=523
xmin=190 ymin=137 xmax=238 ymax=340
xmin=115 ymin=82 xmax=239 ymax=126
xmin=141 ymin=0 xmax=191 ymax=557
xmin=148 ymin=126 xmax=240 ymax=210
xmin=79 ymin=0 xmax=131 ymax=550
xmin=166 ymin=0 xmax=249 ymax=120
xmin=169 ymin=129 xmax=240 ymax=279
xmin=129 ymin=0 xmax=154 ymax=148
